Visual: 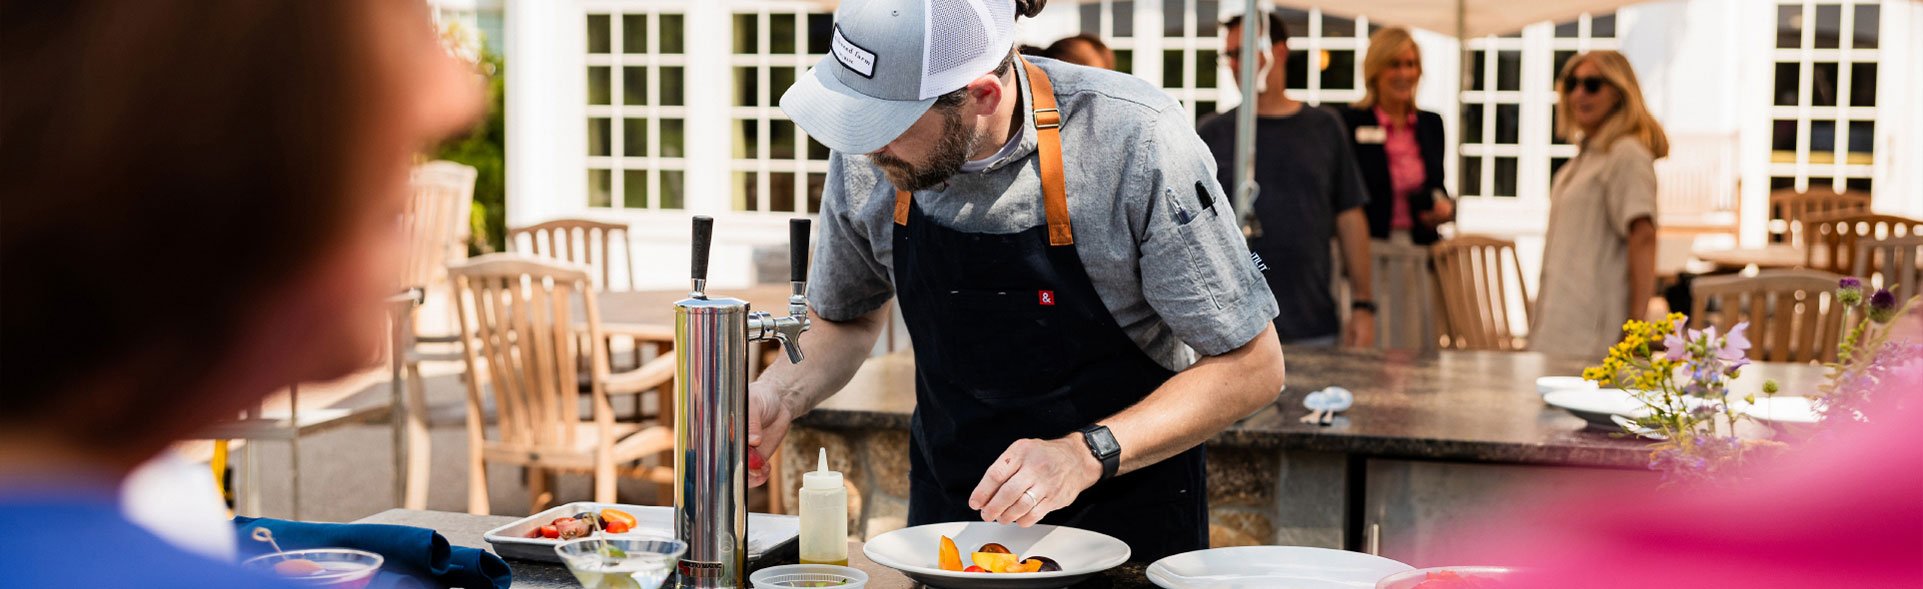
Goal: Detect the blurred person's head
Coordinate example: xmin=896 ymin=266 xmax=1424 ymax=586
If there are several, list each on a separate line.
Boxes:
xmin=782 ymin=0 xmax=1049 ymax=192
xmin=1557 ymin=50 xmax=1668 ymax=158
xmin=0 ymin=0 xmax=482 ymax=475
xmin=1354 ymin=27 xmax=1421 ymax=112
xmin=1221 ymin=11 xmax=1288 ymax=97
xmin=1044 ymin=34 xmax=1116 ymax=70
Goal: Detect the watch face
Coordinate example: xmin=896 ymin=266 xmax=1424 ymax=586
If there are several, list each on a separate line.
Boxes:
xmin=1087 ymin=428 xmax=1120 ymax=457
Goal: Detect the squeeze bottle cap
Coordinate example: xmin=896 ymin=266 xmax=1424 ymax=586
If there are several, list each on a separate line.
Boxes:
xmin=802 ymin=447 xmax=843 ymax=489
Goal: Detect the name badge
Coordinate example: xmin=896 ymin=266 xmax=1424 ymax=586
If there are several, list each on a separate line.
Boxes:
xmin=1355 ymin=125 xmax=1387 ymax=144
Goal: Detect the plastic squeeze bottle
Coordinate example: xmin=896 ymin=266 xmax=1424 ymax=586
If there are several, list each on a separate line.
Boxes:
xmin=798 ymin=447 xmax=849 ymax=566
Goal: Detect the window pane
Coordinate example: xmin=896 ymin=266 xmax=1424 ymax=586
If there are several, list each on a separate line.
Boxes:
xmin=588 ymin=66 xmax=611 ymax=105
xmin=1814 ymin=4 xmax=1840 ymax=49
xmin=623 ymin=118 xmax=648 ymax=157
xmin=808 ymin=14 xmax=833 ymax=54
xmin=1495 ymin=103 xmax=1519 ymax=144
xmin=1551 ymin=104 xmax=1571 ymax=145
xmin=1776 ymin=4 xmax=1802 ymax=49
xmin=1550 ymin=156 xmax=1571 ymax=178
xmin=807 ymin=173 xmax=827 ymax=214
xmin=1163 ymin=0 xmax=1186 ymax=36
xmin=1162 ymin=50 xmax=1182 ymax=88
xmin=1322 ymin=50 xmax=1356 ymax=90
xmin=734 ymin=119 xmax=759 ymax=159
xmin=589 ymin=118 xmax=611 ymax=156
xmin=1324 ymin=15 xmax=1357 ymax=38
xmin=624 ymin=67 xmax=648 ymax=106
xmin=1461 ymin=157 xmax=1482 ymax=196
xmin=660 ymin=170 xmax=685 ymax=209
xmin=772 ymin=67 xmax=798 ymax=98
xmin=1770 ymin=177 xmax=1795 ymax=191
xmin=1461 ymin=104 xmax=1484 ymax=144
xmin=1469 ymin=50 xmax=1486 ymax=91
xmin=1553 ymin=50 xmax=1575 ymax=82
xmin=1773 ymin=62 xmax=1799 ymax=106
xmin=1285 ymin=49 xmax=1308 ymax=89
xmin=1195 ymin=100 xmax=1217 ymax=126
xmin=1848 ymin=121 xmax=1873 ymax=156
xmin=1810 ymin=120 xmax=1836 ymax=153
xmin=1554 ymin=19 xmax=1580 ymax=38
xmin=1853 ymin=4 xmax=1879 ymax=49
xmin=1113 ymin=1 xmax=1134 ymax=37
xmin=1496 ymin=50 xmax=1521 ymax=92
xmin=662 ymin=119 xmax=685 ymax=158
xmin=1591 ymin=14 xmax=1616 ymax=37
xmin=734 ymin=171 xmax=759 ymax=211
xmin=771 ymin=172 xmax=798 ymax=212
xmin=624 ymin=170 xmax=649 ymax=208
xmin=1850 ymin=63 xmax=1876 ymax=107
xmin=1493 ymin=157 xmax=1518 ymax=197
xmin=588 ymin=169 xmax=612 ymax=207
xmin=1771 ymin=119 xmax=1798 ymax=154
xmin=1080 ymin=1 xmax=1101 ymax=36
xmin=734 ymin=14 xmax=759 ymax=54
xmin=1845 ymin=177 xmax=1872 ymax=194
xmin=623 ymin=14 xmax=647 ymax=54
xmin=771 ymin=14 xmax=797 ymax=54
xmin=735 ymin=67 xmax=760 ymax=107
xmin=807 ymin=136 xmax=830 ymax=160
xmin=1277 ymin=8 xmax=1309 ymax=44
xmin=1115 ymin=49 xmax=1133 ymax=74
xmin=661 ymin=14 xmax=685 ymax=53
xmin=662 ymin=67 xmax=685 ymax=106
xmin=771 ymin=120 xmax=797 ymax=160
xmin=588 ymin=14 xmax=610 ymax=53
xmin=1196 ymin=49 xmax=1218 ymax=88
xmin=1197 ymin=0 xmax=1219 ymax=37
xmin=1811 ymin=62 xmax=1838 ymax=107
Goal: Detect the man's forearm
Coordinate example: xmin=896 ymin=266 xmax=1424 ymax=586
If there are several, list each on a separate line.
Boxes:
xmin=1336 ymin=209 xmax=1373 ymax=301
xmin=1626 ymin=218 xmax=1657 ymax=321
xmin=756 ymin=304 xmax=890 ymax=416
xmin=1089 ymin=324 xmax=1285 ymax=476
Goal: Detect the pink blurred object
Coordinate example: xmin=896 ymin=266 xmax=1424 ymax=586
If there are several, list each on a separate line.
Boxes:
xmin=1432 ymin=360 xmax=1923 ymax=587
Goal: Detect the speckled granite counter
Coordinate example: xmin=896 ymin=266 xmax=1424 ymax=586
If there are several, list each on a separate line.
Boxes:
xmin=797 ymin=347 xmax=1825 ymax=469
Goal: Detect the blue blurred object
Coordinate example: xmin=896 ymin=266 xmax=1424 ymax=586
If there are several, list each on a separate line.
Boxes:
xmin=235 ymin=517 xmax=511 ymax=589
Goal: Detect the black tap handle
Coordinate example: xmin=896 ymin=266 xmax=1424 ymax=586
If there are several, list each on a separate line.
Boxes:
xmin=789 ymin=218 xmax=811 ymax=283
xmin=691 ymin=215 xmax=714 ymax=282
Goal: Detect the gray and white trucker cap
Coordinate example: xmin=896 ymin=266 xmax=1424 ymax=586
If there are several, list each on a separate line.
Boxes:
xmin=778 ymin=0 xmax=1016 ymax=154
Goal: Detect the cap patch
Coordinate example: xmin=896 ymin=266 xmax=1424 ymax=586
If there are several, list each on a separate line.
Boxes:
xmin=831 ymin=25 xmax=877 ymax=78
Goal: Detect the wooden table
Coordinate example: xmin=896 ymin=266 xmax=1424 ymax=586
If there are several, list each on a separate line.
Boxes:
xmin=353 ymin=508 xmax=1152 ymax=588
xmin=1692 ymin=244 xmax=1806 ymax=271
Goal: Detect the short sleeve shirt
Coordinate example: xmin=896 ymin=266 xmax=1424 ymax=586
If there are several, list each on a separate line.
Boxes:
xmin=807 ymin=57 xmax=1278 ymax=370
xmin=1529 ymin=136 xmax=1658 ymax=354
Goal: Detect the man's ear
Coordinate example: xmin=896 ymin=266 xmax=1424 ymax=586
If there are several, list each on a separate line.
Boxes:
xmin=965 ymin=73 xmax=1004 ymax=117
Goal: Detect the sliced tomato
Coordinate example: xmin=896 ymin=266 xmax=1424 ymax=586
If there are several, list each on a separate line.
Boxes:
xmin=963 ymin=566 xmax=987 ymax=573
xmin=539 ymin=525 xmax=559 ymax=539
xmin=600 ymin=509 xmax=638 ymax=534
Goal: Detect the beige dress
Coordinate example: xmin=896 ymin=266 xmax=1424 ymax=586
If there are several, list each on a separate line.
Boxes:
xmin=1528 ymin=136 xmax=1657 ymax=355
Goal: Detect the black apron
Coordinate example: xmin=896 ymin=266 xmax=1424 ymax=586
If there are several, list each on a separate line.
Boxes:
xmin=889 ymin=57 xmax=1208 ymax=564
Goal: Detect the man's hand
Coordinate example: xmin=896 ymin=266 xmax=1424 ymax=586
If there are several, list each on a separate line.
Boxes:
xmin=1345 ymin=308 xmax=1376 ymax=348
xmin=967 ymin=436 xmax=1101 ymax=527
xmin=746 ymin=382 xmax=794 ymax=488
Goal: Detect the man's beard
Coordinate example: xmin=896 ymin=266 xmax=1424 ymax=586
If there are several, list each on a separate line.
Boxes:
xmin=872 ymin=106 xmax=981 ymax=192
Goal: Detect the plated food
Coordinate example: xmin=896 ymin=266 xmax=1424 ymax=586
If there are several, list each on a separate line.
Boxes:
xmin=935 ymin=537 xmax=1062 ymax=574
xmin=863 ymin=522 xmax=1128 ymax=589
xmin=523 ymin=508 xmax=639 ymax=539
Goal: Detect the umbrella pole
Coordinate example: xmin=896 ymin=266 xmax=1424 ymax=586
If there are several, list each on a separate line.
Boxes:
xmin=1232 ymin=0 xmax=1262 ymax=238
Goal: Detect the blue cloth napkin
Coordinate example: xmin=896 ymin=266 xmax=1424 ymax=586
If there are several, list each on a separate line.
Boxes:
xmin=234 ymin=517 xmax=512 ymax=589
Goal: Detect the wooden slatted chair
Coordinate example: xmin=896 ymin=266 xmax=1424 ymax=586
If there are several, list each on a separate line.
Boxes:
xmin=449 ymin=254 xmax=675 ymax=514
xmin=1430 ymin=235 xmax=1532 ymax=351
xmin=508 ymin=219 xmax=634 ymax=292
xmin=1689 ymin=269 xmax=1849 ymax=364
xmin=390 ymin=160 xmax=478 ymax=508
xmin=1854 ymin=236 xmax=1923 ymax=303
xmin=1803 ymin=213 xmax=1923 ymax=276
xmin=1767 ymin=188 xmax=1869 ymax=246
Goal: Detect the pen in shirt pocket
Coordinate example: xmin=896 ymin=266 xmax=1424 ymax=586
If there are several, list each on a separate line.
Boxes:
xmin=1167 ymin=187 xmax=1193 ymax=225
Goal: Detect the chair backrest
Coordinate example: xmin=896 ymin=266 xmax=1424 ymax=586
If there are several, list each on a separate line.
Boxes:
xmin=401 ymin=161 xmax=479 ymax=291
xmin=448 ymin=254 xmax=608 ymax=453
xmin=1689 ymin=269 xmax=1848 ymax=364
xmin=1430 ymin=235 xmax=1532 ymax=351
xmin=1370 ymin=239 xmax=1438 ymax=351
xmin=1854 ymin=235 xmax=1923 ymax=303
xmin=1767 ymin=188 xmax=1869 ymax=246
xmin=508 ymin=219 xmax=634 ymax=291
xmin=1803 ymin=213 xmax=1923 ymax=275
xmin=1654 ymin=133 xmax=1738 ymax=222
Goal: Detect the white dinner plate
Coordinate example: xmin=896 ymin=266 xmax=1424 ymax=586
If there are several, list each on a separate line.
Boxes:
xmin=1543 ymin=388 xmax=1650 ymax=429
xmin=1146 ymin=546 xmax=1413 ymax=589
xmin=1734 ymin=395 xmax=1819 ymax=424
xmin=862 ymin=522 xmax=1128 ymax=589
xmin=1535 ymin=376 xmax=1598 ymax=396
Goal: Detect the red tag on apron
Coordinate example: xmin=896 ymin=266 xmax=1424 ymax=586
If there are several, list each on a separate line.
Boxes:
xmin=1039 ymin=290 xmax=1056 ymax=306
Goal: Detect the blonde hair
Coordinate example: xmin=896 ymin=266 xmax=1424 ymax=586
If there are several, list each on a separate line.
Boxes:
xmin=1354 ymin=27 xmax=1420 ymax=110
xmin=1556 ymin=50 xmax=1668 ymax=158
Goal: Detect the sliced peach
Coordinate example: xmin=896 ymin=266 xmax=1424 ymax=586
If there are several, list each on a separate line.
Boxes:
xmin=1017 ymin=558 xmax=1045 ymax=573
xmin=938 ymin=536 xmax=963 ymax=572
xmin=971 ymin=552 xmax=1020 ymax=572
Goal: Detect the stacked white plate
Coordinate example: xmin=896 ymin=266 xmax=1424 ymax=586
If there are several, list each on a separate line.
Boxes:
xmin=1146 ymin=546 xmax=1414 ymax=588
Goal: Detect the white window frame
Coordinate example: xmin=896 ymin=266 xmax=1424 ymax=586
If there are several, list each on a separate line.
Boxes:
xmin=585 ymin=8 xmax=691 ymax=213
xmin=727 ymin=3 xmax=835 ymax=216
xmin=1764 ymin=0 xmax=1881 ymax=193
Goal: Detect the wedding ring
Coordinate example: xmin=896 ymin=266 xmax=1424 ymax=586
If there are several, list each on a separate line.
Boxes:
xmin=1023 ymin=489 xmax=1041 ymax=505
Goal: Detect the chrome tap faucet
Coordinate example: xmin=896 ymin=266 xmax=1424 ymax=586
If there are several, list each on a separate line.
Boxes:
xmin=673 ymin=216 xmax=810 ymax=588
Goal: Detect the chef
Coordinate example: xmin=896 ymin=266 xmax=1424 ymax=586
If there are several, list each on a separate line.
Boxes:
xmin=745 ymin=0 xmax=1286 ymax=561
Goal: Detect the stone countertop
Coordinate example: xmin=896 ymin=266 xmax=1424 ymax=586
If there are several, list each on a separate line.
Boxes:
xmin=797 ymin=348 xmax=1826 ymax=469
xmin=353 ymin=509 xmax=1153 ymax=588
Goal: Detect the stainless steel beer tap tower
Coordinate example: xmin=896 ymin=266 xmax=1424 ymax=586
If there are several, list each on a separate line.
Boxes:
xmin=673 ymin=216 xmax=810 ymax=588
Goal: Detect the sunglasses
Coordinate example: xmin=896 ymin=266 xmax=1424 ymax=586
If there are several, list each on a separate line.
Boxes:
xmin=1563 ymin=75 xmax=1611 ymax=94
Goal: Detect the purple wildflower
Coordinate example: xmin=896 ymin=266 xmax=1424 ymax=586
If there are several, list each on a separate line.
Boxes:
xmin=1838 ymin=277 xmax=1865 ymax=306
xmin=1867 ymin=289 xmax=1900 ymax=323
xmin=1839 ymin=277 xmax=1862 ymax=289
xmin=1663 ymin=317 xmax=1690 ymax=361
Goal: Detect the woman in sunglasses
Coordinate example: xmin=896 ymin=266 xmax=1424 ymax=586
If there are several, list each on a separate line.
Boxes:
xmin=1528 ymin=50 xmax=1668 ymax=354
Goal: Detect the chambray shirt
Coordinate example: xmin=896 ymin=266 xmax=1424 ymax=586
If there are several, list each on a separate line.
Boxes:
xmin=808 ymin=57 xmax=1278 ymax=370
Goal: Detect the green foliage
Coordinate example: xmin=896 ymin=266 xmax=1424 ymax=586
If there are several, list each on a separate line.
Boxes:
xmin=431 ymin=40 xmax=507 ymax=254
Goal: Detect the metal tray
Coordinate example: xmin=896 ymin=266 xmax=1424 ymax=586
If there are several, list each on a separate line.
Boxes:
xmin=481 ymin=501 xmax=800 ymax=564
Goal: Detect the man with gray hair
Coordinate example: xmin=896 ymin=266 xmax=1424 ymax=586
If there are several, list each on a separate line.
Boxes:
xmin=745 ymin=0 xmax=1286 ymax=560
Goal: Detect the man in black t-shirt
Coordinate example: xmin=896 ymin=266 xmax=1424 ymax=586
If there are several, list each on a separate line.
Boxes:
xmin=1198 ymin=9 xmax=1375 ymax=347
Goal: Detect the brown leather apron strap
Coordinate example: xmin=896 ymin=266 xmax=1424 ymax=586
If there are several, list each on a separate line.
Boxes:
xmin=894 ymin=56 xmax=1072 ymax=246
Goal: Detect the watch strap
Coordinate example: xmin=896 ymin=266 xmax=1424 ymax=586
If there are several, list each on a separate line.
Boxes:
xmin=1077 ymin=425 xmax=1120 ymax=481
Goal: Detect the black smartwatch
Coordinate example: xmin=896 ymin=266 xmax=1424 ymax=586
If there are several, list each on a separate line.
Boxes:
xmin=1077 ymin=424 xmax=1120 ymax=481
